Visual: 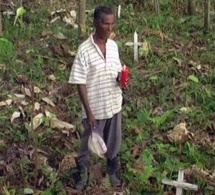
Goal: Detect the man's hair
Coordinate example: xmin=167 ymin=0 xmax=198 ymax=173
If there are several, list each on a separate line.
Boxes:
xmin=94 ymin=5 xmax=114 ymax=21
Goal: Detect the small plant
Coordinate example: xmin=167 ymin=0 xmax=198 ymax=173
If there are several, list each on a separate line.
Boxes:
xmin=0 ymin=0 xmax=214 ymax=194
xmin=0 ymin=38 xmax=15 ymax=62
xmin=2 ymin=186 xmax=16 ymax=195
xmin=14 ymin=6 xmax=26 ymax=26
xmin=151 ymin=110 xmax=174 ymax=128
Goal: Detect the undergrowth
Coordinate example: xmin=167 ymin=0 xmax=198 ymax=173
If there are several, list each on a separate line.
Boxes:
xmin=0 ymin=0 xmax=215 ymax=194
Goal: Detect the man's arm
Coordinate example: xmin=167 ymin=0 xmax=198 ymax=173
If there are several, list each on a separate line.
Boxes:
xmin=77 ymin=84 xmax=96 ymax=129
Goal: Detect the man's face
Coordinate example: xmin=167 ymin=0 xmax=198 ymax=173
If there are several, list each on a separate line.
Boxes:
xmin=94 ymin=13 xmax=115 ymax=39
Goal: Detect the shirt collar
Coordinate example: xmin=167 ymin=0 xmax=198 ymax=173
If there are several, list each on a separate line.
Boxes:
xmin=90 ymin=33 xmax=110 ymax=45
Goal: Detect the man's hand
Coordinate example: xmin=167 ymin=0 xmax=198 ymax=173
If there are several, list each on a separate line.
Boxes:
xmin=87 ymin=112 xmax=96 ymax=130
xmin=117 ymin=72 xmax=128 ymax=90
xmin=116 ymin=72 xmax=121 ymax=82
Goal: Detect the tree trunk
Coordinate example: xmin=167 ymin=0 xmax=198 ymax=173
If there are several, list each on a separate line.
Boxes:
xmin=138 ymin=0 xmax=145 ymax=8
xmin=0 ymin=0 xmax=3 ymax=36
xmin=154 ymin=0 xmax=160 ymax=15
xmin=204 ymin=0 xmax=210 ymax=30
xmin=187 ymin=0 xmax=196 ymax=15
xmin=78 ymin=0 xmax=86 ymax=38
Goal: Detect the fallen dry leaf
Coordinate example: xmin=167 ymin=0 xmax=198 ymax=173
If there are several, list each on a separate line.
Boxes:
xmin=50 ymin=9 xmax=66 ymax=16
xmin=29 ymin=148 xmax=49 ymax=160
xmin=0 ymin=64 xmax=6 ymax=70
xmin=21 ymin=100 xmax=29 ymax=106
xmin=70 ymin=10 xmax=76 ymax=19
xmin=42 ymin=97 xmax=55 ymax=107
xmin=16 ymin=74 xmax=29 ymax=85
xmin=5 ymin=99 xmax=13 ymax=106
xmin=27 ymin=113 xmax=44 ymax=130
xmin=14 ymin=93 xmax=25 ymax=99
xmin=114 ymin=192 xmax=124 ymax=195
xmin=63 ymin=16 xmax=75 ymax=26
xmin=0 ymin=99 xmax=13 ymax=107
xmin=154 ymin=47 xmax=164 ymax=57
xmin=11 ymin=111 xmax=21 ymax=123
xmin=23 ymin=87 xmax=31 ymax=97
xmin=5 ymin=164 xmax=15 ymax=175
xmin=134 ymin=158 xmax=145 ymax=174
xmin=73 ymin=23 xmax=78 ymax=29
xmin=173 ymin=57 xmax=182 ymax=66
xmin=185 ymin=165 xmax=215 ymax=186
xmin=0 ymin=139 xmax=5 ymax=146
xmin=64 ymin=187 xmax=83 ymax=195
xmin=51 ymin=118 xmax=73 ymax=129
xmin=37 ymin=154 xmax=48 ymax=165
xmin=38 ymin=175 xmax=45 ymax=187
xmin=62 ymin=129 xmax=71 ymax=136
xmin=167 ymin=122 xmax=194 ymax=143
xmin=58 ymin=153 xmax=77 ymax=173
xmin=34 ymin=102 xmax=40 ymax=111
xmin=45 ymin=110 xmax=54 ymax=118
xmin=60 ymin=44 xmax=70 ymax=56
xmin=68 ymin=50 xmax=76 ymax=56
xmin=18 ymin=106 xmax=26 ymax=118
xmin=49 ymin=44 xmax=63 ymax=56
xmin=54 ymin=32 xmax=67 ymax=40
xmin=34 ymin=86 xmax=41 ymax=94
xmin=45 ymin=110 xmax=73 ymax=130
xmin=59 ymin=63 xmax=67 ymax=70
xmin=182 ymin=39 xmax=194 ymax=53
xmin=48 ymin=74 xmax=56 ymax=81
xmin=0 ymin=101 xmax=6 ymax=107
xmin=50 ymin=16 xmax=60 ymax=23
xmin=41 ymin=29 xmax=52 ymax=37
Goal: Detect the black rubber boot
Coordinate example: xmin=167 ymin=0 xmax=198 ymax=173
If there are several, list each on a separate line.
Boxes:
xmin=75 ymin=160 xmax=88 ymax=191
xmin=107 ymin=157 xmax=121 ymax=187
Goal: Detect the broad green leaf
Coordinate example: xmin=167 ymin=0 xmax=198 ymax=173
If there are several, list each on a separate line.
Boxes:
xmin=16 ymin=6 xmax=26 ymax=18
xmin=149 ymin=76 xmax=158 ymax=81
xmin=24 ymin=188 xmax=34 ymax=194
xmin=204 ymin=87 xmax=212 ymax=97
xmin=188 ymin=75 xmax=199 ymax=83
xmin=0 ymin=38 xmax=14 ymax=58
xmin=0 ymin=38 xmax=9 ymax=43
xmin=179 ymin=107 xmax=191 ymax=113
xmin=14 ymin=6 xmax=26 ymax=25
xmin=139 ymin=41 xmax=149 ymax=57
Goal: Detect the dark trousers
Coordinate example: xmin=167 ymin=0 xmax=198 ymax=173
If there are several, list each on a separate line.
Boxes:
xmin=76 ymin=111 xmax=122 ymax=165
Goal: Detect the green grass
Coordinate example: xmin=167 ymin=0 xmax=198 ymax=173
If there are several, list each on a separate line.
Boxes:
xmin=0 ymin=0 xmax=215 ymax=194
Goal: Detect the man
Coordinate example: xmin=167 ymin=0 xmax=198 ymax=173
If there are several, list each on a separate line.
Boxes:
xmin=68 ymin=5 xmax=123 ymax=190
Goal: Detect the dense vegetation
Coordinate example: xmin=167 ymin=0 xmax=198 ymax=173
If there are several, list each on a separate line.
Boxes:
xmin=0 ymin=0 xmax=215 ymax=194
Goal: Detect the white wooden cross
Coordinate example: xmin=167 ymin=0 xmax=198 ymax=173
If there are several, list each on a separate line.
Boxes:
xmin=162 ymin=169 xmax=198 ymax=195
xmin=117 ymin=5 xmax=121 ymax=19
xmin=125 ymin=31 xmax=142 ymax=62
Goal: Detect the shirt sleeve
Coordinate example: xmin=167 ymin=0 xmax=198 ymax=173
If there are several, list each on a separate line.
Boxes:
xmin=115 ymin=44 xmax=123 ymax=72
xmin=68 ymin=49 xmax=88 ymax=84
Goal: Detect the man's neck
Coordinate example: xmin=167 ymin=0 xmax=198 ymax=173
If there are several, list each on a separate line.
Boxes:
xmin=93 ymin=33 xmax=107 ymax=45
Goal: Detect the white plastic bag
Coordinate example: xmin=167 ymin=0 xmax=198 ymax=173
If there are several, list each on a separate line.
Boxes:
xmin=88 ymin=132 xmax=107 ymax=158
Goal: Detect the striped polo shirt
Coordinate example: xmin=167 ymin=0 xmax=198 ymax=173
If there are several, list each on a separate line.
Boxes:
xmin=69 ymin=34 xmax=123 ymax=120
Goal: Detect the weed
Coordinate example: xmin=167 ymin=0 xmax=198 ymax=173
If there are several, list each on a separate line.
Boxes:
xmin=0 ymin=1 xmax=215 ymax=194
